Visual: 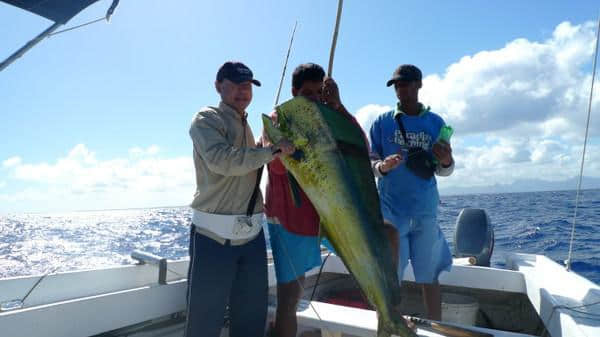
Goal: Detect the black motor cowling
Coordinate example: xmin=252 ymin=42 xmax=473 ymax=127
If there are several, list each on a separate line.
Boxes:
xmin=453 ymin=208 xmax=494 ymax=267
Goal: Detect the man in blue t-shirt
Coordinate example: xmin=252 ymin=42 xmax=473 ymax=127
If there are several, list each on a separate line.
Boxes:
xmin=369 ymin=64 xmax=454 ymax=320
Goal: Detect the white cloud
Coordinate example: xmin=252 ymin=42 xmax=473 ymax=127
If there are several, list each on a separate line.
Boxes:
xmin=418 ymin=21 xmax=599 ymax=137
xmin=354 ymin=104 xmax=393 ymax=133
xmin=129 ymin=145 xmax=160 ymax=157
xmin=1 ymin=144 xmax=195 ymax=212
xmin=3 ymin=156 xmax=22 ymax=168
xmin=353 ymin=21 xmax=600 ymax=191
xmin=436 ymin=135 xmax=598 ymax=191
xmin=4 ymin=21 xmax=600 ymax=209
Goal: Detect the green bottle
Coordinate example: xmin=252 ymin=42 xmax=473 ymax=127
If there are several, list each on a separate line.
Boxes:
xmin=438 ymin=125 xmax=453 ymax=143
xmin=433 ymin=125 xmax=453 ymax=166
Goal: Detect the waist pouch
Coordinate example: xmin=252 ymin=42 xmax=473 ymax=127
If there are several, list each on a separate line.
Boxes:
xmin=406 ymin=147 xmax=435 ymax=180
xmin=192 ymin=210 xmax=263 ymax=241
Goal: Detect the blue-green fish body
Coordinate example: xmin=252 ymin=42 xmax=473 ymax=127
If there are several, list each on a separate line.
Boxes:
xmin=262 ymin=96 xmax=415 ymax=337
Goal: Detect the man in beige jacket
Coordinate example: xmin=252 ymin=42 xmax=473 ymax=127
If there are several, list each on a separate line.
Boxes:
xmin=185 ymin=61 xmax=294 ymax=337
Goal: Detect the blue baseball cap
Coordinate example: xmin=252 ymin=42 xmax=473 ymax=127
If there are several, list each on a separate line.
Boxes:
xmin=216 ymin=61 xmax=261 ymax=86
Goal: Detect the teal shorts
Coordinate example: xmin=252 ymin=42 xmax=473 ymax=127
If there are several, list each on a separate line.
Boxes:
xmin=267 ymin=223 xmax=323 ymax=284
xmin=392 ymin=215 xmax=452 ymax=284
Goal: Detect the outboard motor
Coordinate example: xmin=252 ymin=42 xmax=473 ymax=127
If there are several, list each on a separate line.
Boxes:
xmin=453 ymin=208 xmax=494 ymax=267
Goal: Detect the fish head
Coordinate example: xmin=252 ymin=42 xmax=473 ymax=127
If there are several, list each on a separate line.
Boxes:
xmin=268 ymin=96 xmax=336 ymax=158
xmin=261 ymin=113 xmax=284 ymax=145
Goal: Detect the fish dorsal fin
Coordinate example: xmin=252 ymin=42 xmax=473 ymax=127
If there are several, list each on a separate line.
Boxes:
xmin=317 ymin=102 xmax=385 ymax=229
xmin=317 ymin=102 xmax=369 ymax=155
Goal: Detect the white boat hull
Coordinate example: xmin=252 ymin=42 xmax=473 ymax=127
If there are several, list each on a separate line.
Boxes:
xmin=1 ymin=252 xmax=598 ymax=337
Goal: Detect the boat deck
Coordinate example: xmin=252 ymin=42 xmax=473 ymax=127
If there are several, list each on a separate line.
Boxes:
xmin=1 ymin=253 xmax=598 ymax=337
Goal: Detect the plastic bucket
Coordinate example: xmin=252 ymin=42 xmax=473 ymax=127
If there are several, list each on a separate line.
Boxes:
xmin=441 ymin=293 xmax=479 ymax=325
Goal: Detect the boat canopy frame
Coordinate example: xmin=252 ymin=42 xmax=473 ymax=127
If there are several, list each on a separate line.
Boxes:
xmin=0 ymin=0 xmax=119 ymax=72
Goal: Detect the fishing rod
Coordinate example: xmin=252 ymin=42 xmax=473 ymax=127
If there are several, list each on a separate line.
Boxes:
xmin=273 ymin=21 xmax=298 ymax=107
xmin=268 ymin=1 xmax=346 ymax=332
xmin=565 ymin=11 xmax=600 ymax=271
xmin=268 ymin=21 xmax=297 ymax=156
xmin=327 ymin=0 xmax=344 ymax=77
xmin=405 ymin=315 xmax=493 ymax=337
xmin=0 ymin=266 xmax=61 ymax=312
xmin=340 ymin=272 xmax=492 ymax=337
xmin=263 ymin=18 xmax=329 ymax=330
xmin=303 ymin=0 xmax=345 ymax=300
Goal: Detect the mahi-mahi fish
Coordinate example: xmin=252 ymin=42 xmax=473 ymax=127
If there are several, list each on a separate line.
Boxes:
xmin=262 ymin=96 xmax=416 ymax=337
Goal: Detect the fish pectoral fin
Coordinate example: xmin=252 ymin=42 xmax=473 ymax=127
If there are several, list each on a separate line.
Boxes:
xmin=290 ymin=149 xmax=305 ymax=161
xmin=287 ymin=172 xmax=302 ymax=208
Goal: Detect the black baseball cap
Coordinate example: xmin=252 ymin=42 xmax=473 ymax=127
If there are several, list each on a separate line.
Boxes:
xmin=386 ymin=64 xmax=422 ymax=87
xmin=216 ymin=61 xmax=261 ymax=86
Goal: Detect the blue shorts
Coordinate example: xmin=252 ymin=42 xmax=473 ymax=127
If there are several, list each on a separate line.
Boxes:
xmin=390 ymin=215 xmax=452 ymax=284
xmin=268 ymin=223 xmax=322 ymax=284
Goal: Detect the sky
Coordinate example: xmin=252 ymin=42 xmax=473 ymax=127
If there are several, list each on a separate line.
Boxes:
xmin=1 ymin=0 xmax=599 ymax=213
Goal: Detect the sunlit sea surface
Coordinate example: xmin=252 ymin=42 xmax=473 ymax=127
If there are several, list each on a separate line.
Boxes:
xmin=1 ymin=189 xmax=599 ymax=284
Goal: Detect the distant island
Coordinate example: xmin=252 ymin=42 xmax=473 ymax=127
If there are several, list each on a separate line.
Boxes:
xmin=439 ymin=176 xmax=600 ymax=196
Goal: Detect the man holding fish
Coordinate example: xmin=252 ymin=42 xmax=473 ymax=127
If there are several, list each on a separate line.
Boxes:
xmin=186 ymin=61 xmax=295 ymax=337
xmin=264 ymin=62 xmax=366 ymax=337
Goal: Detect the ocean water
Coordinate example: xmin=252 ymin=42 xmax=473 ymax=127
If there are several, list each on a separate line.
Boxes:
xmin=1 ymin=189 xmax=599 ymax=284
